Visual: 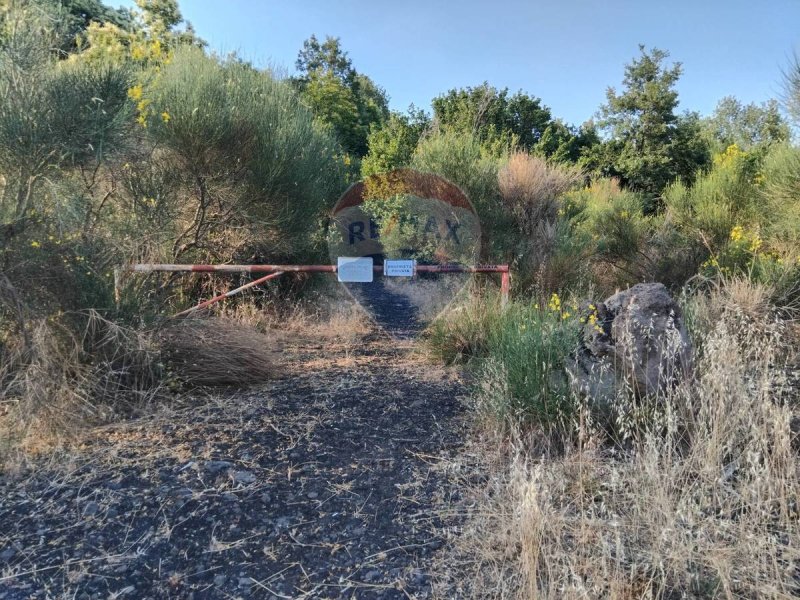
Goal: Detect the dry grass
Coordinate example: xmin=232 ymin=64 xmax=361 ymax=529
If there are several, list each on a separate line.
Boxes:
xmin=158 ymin=317 xmax=281 ymax=387
xmin=0 ymin=285 xmax=370 ymax=467
xmin=220 ymin=283 xmax=372 ymax=343
xmin=498 ymin=153 xmax=582 ymax=235
xmin=0 ymin=311 xmax=162 ymax=466
xmin=445 ymin=280 xmax=800 ymax=598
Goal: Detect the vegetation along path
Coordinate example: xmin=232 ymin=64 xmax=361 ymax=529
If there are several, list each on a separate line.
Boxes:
xmin=0 ymin=333 xmax=469 ymax=599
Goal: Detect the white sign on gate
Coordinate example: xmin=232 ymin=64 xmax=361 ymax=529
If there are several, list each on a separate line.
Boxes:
xmin=383 ymin=259 xmax=416 ymax=277
xmin=337 ymin=257 xmax=374 ymax=282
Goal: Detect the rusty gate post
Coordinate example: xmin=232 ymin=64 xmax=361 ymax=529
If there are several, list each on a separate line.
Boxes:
xmin=500 ymin=269 xmax=510 ymax=308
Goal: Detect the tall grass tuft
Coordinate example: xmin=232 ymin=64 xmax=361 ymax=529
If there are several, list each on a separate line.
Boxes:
xmin=428 ymin=294 xmax=579 ymax=425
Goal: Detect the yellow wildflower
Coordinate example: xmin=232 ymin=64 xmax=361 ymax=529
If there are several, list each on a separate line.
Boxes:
xmin=748 ymin=235 xmax=762 ymax=253
xmin=127 ymin=84 xmax=143 ymax=101
xmin=547 ymin=293 xmax=561 ymax=312
xmin=730 ymin=225 xmax=744 ymax=242
xmin=30 ymin=240 xmax=40 ymax=248
xmin=161 ymin=111 xmax=171 ymax=123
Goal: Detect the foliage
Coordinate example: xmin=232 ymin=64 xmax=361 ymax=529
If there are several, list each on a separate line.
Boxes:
xmin=664 ymin=143 xmax=762 ymax=250
xmin=410 ymin=130 xmax=508 ymax=260
xmin=0 ymin=1 xmax=134 ymax=313
xmin=497 ymin=153 xmax=587 ymax=295
xmin=784 ymin=51 xmax=800 ymax=127
xmin=762 ymin=143 xmax=800 ymax=248
xmin=431 ymin=83 xmax=554 ymax=152
xmin=479 ymin=297 xmax=579 ymax=424
xmin=458 ymin=285 xmax=799 ymax=599
xmin=429 ymin=294 xmax=579 ymax=425
xmin=534 ymin=119 xmax=599 ymax=164
xmin=426 ymin=290 xmax=503 ymax=365
xmin=138 ymin=47 xmax=347 ymax=264
xmin=361 ymin=107 xmax=430 ymax=177
xmin=662 ymin=142 xmax=800 ymax=305
xmin=702 ymin=96 xmax=789 ymax=152
xmin=590 ymin=46 xmax=711 ymax=201
xmin=71 ymin=0 xmax=204 ymax=65
xmin=292 ymin=34 xmax=388 ymax=157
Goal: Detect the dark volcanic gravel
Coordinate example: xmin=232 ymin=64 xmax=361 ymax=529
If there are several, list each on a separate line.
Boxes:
xmin=0 ymin=333 xmax=468 ymax=599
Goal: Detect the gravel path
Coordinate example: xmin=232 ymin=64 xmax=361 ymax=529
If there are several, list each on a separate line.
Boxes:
xmin=0 ymin=333 xmax=469 ymax=599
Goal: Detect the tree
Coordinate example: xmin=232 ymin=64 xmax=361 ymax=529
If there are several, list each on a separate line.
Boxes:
xmin=784 ymin=52 xmax=800 ymax=127
xmin=72 ymin=0 xmax=204 ymax=66
xmin=594 ymin=45 xmax=710 ymax=200
xmin=702 ymin=96 xmax=789 ymax=151
xmin=535 ymin=120 xmax=599 ymax=164
xmin=431 ymin=83 xmax=553 ymax=152
xmin=361 ymin=106 xmax=430 ymax=176
xmin=293 ymin=35 xmax=389 ymax=157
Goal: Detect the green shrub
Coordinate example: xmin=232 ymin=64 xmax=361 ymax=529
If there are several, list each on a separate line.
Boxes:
xmin=563 ymin=178 xmax=673 ymax=291
xmin=478 ymin=297 xmax=579 ymax=424
xmin=664 ymin=143 xmax=761 ymax=250
xmin=428 ymin=294 xmax=579 ymax=425
xmin=411 ymin=131 xmax=510 ymax=261
xmin=762 ymin=144 xmax=800 ymax=251
xmin=426 ymin=292 xmax=503 ymax=365
xmin=144 ymin=47 xmax=347 ymax=263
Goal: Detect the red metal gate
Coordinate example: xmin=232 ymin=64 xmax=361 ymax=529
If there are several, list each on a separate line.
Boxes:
xmin=117 ymin=263 xmax=510 ymax=316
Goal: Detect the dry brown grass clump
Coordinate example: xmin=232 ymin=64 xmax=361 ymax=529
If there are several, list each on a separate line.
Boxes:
xmin=158 ymin=317 xmax=281 ymax=387
xmin=447 ymin=280 xmax=800 ymax=598
xmin=498 ymin=153 xmax=582 ymax=235
xmin=0 ymin=311 xmax=162 ymax=465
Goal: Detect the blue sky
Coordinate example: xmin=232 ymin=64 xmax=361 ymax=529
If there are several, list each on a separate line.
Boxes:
xmin=116 ymin=0 xmax=800 ymax=126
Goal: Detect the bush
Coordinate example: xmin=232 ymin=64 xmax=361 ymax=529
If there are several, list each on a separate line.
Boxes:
xmin=477 ymin=297 xmax=579 ymax=425
xmin=144 ymin=47 xmax=347 ymax=264
xmin=428 ymin=294 xmax=579 ymax=425
xmin=762 ymin=144 xmax=800 ymax=251
xmin=497 ymin=153 xmax=587 ymax=296
xmin=426 ymin=291 xmax=503 ymax=365
xmin=565 ymin=178 xmax=662 ymax=291
xmin=498 ymin=152 xmax=581 ymax=234
xmin=664 ymin=144 xmax=761 ymax=249
xmin=411 ymin=131 xmax=509 ymax=261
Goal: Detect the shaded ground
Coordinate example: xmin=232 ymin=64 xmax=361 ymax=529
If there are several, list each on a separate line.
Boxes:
xmin=344 ymin=278 xmax=423 ymax=340
xmin=0 ymin=333 xmax=469 ymax=599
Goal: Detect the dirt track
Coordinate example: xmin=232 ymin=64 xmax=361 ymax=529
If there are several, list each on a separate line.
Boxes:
xmin=0 ymin=333 xmax=469 ymax=599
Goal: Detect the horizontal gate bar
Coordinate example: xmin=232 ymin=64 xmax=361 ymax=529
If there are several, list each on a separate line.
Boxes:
xmin=126 ymin=263 xmax=509 ymax=274
xmin=118 ymin=263 xmax=511 ymax=308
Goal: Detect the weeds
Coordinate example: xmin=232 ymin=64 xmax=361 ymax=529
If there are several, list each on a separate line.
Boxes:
xmin=0 ymin=310 xmax=162 ymax=466
xmin=441 ymin=279 xmax=800 ymax=598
